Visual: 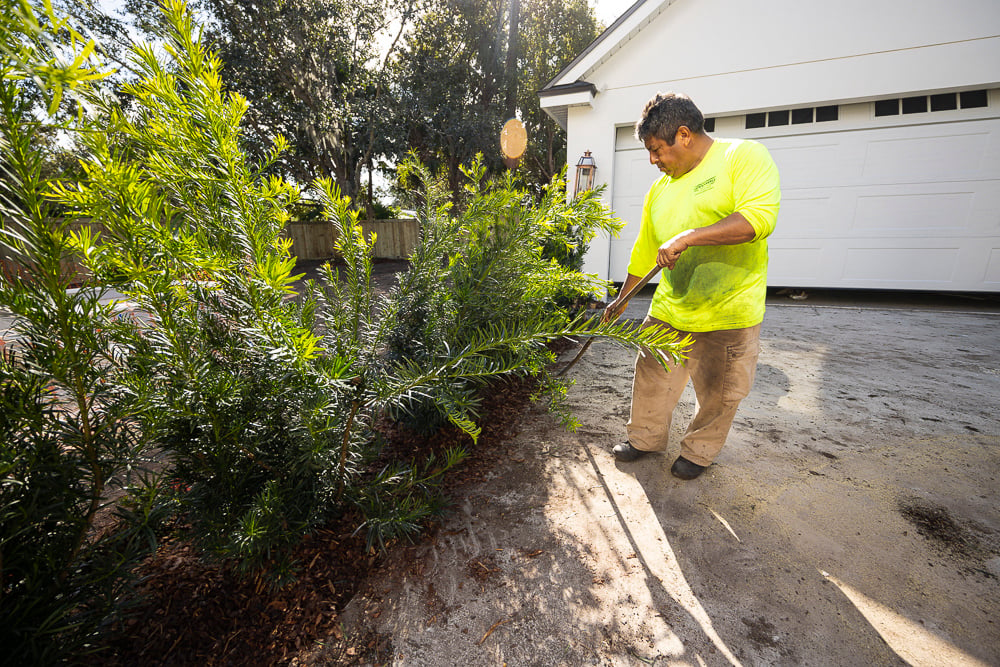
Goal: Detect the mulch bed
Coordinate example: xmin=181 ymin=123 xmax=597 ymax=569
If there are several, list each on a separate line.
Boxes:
xmin=85 ymin=375 xmax=543 ymax=666
xmin=85 ymin=259 xmax=580 ymax=665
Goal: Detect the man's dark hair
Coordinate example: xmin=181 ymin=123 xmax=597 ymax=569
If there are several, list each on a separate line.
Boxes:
xmin=635 ymin=92 xmax=705 ymax=145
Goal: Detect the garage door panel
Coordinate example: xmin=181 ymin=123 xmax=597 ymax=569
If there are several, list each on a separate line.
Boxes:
xmin=843 ymin=247 xmax=959 ymax=283
xmin=853 ymin=191 xmax=975 ymax=233
xmin=610 ymin=117 xmax=1000 ymax=291
xmin=972 ymin=188 xmax=1000 ymax=233
xmin=985 ymin=249 xmax=1000 ymax=285
xmin=777 ymin=195 xmax=834 ymax=233
xmin=768 ymin=135 xmax=873 ymax=187
xmin=779 ymin=181 xmax=998 ymax=237
xmin=769 ymin=246 xmax=826 ymax=283
xmin=766 ymin=142 xmax=843 ymax=189
xmin=767 ymin=121 xmax=1000 ymax=188
xmin=863 ymin=131 xmax=992 ymax=182
xmin=610 ymin=145 xmax=660 ymax=279
xmin=770 ymin=237 xmax=995 ymax=288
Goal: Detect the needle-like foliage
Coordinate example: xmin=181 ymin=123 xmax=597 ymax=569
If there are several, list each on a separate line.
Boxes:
xmin=1 ymin=3 xmax=168 ymax=662
xmin=379 ymin=155 xmax=683 ymax=435
xmin=1 ymin=2 xmax=688 ymax=659
xmin=53 ymin=1 xmax=352 ymax=584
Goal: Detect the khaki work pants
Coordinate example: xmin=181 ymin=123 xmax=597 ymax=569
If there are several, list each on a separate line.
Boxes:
xmin=626 ymin=316 xmax=761 ymax=467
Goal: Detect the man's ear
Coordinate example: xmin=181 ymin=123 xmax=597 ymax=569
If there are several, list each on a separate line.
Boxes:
xmin=676 ymin=125 xmax=693 ymax=146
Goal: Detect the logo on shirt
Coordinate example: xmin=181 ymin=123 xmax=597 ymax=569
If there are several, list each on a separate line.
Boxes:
xmin=693 ymin=176 xmax=716 ymax=195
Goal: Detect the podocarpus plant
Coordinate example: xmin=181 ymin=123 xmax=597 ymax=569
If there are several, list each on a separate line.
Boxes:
xmin=309 ymin=170 xmax=686 ymax=550
xmin=55 ymin=1 xmax=351 ymax=582
xmin=12 ymin=0 xmax=686 ymax=602
xmin=381 ymin=156 xmax=658 ymax=436
xmin=55 ymin=1 xmax=472 ymax=577
xmin=0 ymin=3 xmax=167 ymax=663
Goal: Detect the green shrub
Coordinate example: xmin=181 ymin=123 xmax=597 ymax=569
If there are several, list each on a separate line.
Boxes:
xmin=51 ymin=1 xmax=468 ymax=578
xmin=0 ymin=4 xmax=167 ymax=662
xmin=51 ymin=1 xmax=357 ymax=583
xmin=381 ymin=156 xmax=638 ymax=434
xmin=2 ymin=4 xmax=688 ymax=661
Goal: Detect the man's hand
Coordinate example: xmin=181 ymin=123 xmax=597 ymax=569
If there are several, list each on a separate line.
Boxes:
xmin=656 ymin=214 xmax=757 ymax=270
xmin=601 ymin=298 xmax=625 ymax=323
xmin=602 ymin=272 xmax=645 ymax=323
xmin=657 ymin=231 xmax=694 ymax=270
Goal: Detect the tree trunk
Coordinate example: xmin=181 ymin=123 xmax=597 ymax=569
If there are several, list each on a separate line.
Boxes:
xmin=504 ymin=0 xmax=520 ymax=119
xmin=366 ymin=153 xmax=375 ymax=221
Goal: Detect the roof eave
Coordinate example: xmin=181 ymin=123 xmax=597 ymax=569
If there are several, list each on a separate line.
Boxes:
xmin=541 ymin=0 xmax=668 ymax=91
xmin=538 ymin=81 xmax=598 ymax=130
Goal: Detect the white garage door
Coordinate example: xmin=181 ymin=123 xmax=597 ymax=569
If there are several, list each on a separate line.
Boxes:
xmin=609 ymin=116 xmax=1000 ymax=292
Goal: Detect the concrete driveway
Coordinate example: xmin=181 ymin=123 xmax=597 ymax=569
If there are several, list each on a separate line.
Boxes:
xmin=333 ymin=291 xmax=1000 ymax=666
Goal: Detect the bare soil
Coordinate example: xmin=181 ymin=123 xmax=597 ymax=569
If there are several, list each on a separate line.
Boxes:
xmin=313 ymin=291 xmax=1000 ymax=667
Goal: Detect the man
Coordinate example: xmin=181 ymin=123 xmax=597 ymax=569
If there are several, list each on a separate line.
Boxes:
xmin=604 ymin=92 xmax=780 ymax=480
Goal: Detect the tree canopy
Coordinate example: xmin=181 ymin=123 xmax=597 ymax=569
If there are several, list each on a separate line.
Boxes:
xmin=191 ymin=0 xmax=419 ymax=209
xmin=516 ymin=0 xmax=601 ymax=192
xmin=388 ymin=0 xmax=601 ymax=200
xmin=41 ymin=0 xmax=602 ymax=205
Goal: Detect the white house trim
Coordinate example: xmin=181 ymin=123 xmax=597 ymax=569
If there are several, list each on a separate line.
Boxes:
xmin=540 ymin=0 xmax=677 ymax=125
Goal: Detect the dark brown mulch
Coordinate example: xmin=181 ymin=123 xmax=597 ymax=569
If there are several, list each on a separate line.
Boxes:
xmin=85 ymin=375 xmax=544 ymax=666
xmin=87 ymin=520 xmax=373 ymax=667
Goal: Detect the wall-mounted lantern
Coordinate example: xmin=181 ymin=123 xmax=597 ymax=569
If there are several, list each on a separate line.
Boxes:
xmin=574 ymin=150 xmax=597 ymax=196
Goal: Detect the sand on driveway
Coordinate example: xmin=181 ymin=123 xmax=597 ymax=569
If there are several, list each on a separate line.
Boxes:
xmin=330 ymin=294 xmax=1000 ymax=666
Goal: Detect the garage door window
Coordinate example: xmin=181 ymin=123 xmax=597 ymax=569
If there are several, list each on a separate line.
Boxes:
xmin=875 ymin=99 xmax=899 ymax=116
xmin=961 ymin=90 xmax=988 ymax=108
xmin=931 ymin=93 xmax=958 ymax=111
xmin=815 ymin=105 xmax=838 ymax=122
xmin=876 ymin=90 xmax=989 ymax=117
xmin=902 ymin=96 xmax=928 ymax=114
xmin=745 ymin=105 xmax=838 ymax=129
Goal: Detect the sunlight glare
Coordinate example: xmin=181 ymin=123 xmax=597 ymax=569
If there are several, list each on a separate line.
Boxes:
xmin=820 ymin=570 xmax=989 ymax=667
xmin=709 ymin=509 xmax=741 ymax=542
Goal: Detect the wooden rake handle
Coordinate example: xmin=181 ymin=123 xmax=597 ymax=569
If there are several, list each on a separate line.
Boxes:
xmin=556 ymin=264 xmax=663 ymax=377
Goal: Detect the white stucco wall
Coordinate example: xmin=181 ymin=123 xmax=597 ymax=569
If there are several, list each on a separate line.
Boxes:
xmin=552 ymin=0 xmax=1000 ymax=289
xmin=593 ymin=0 xmax=1000 ymax=112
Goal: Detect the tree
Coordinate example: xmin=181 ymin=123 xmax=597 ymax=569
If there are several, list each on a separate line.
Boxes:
xmin=389 ymin=0 xmax=510 ymax=198
xmin=49 ymin=0 xmax=135 ymax=71
xmin=187 ymin=0 xmax=418 ymax=212
xmin=516 ymin=0 xmax=600 ymax=193
xmin=389 ymin=0 xmax=601 ymax=201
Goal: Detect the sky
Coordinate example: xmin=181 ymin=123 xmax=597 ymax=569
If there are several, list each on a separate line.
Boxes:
xmin=592 ymin=0 xmax=637 ymax=27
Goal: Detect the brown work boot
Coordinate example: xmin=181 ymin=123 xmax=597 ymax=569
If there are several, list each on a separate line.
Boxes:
xmin=613 ymin=442 xmax=650 ymax=462
xmin=671 ymin=456 xmax=708 ymax=480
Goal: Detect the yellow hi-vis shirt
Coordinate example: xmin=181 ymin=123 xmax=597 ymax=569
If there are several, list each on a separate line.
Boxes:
xmin=627 ymin=138 xmax=780 ymax=332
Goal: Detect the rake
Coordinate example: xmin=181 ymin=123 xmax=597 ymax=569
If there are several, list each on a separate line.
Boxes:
xmin=557 ymin=264 xmax=662 ymax=377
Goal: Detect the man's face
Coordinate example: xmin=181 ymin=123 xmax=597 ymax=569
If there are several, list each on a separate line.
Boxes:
xmin=645 ymin=131 xmax=688 ymax=178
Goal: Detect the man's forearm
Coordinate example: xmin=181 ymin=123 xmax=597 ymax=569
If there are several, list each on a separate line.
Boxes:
xmin=617 ymin=273 xmax=644 ymax=299
xmin=684 ymin=212 xmax=756 ymax=246
xmin=658 ymin=213 xmax=756 ymax=269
